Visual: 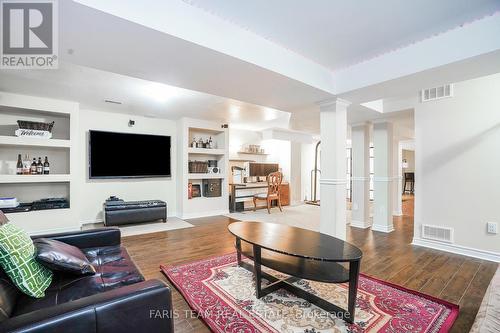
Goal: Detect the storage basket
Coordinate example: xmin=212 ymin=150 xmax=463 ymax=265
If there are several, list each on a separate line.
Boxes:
xmin=188 ymin=161 xmax=208 ymax=173
xmin=17 ymin=120 xmax=55 ymax=132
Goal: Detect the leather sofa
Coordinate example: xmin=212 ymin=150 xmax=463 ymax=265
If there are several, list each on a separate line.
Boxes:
xmin=0 ymin=228 xmax=174 ymax=333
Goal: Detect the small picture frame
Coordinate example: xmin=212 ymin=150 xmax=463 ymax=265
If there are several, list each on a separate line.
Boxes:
xmin=191 ymin=184 xmax=201 ymax=198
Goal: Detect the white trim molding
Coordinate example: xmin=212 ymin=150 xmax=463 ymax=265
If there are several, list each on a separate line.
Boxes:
xmin=373 ymin=176 xmax=398 ymax=182
xmin=372 ymin=223 xmax=395 ymax=233
xmin=320 ymin=178 xmax=347 ymax=185
xmin=412 ymin=238 xmax=500 ymax=263
xmin=181 ymin=209 xmax=229 ymax=220
xmin=316 ymin=97 xmax=352 ymax=110
xmin=350 ymin=121 xmax=371 ymax=128
xmin=351 ymin=176 xmax=370 ymax=181
xmin=350 ymin=220 xmax=372 ymax=229
xmin=28 ymin=226 xmax=81 ymax=236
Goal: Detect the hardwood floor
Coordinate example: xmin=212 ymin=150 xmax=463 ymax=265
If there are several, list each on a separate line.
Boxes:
xmin=122 ymin=197 xmax=497 ymax=332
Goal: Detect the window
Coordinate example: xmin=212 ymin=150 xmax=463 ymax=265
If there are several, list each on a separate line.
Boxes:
xmin=346 ymin=146 xmax=374 ymax=201
xmin=346 ymin=148 xmax=352 ymax=200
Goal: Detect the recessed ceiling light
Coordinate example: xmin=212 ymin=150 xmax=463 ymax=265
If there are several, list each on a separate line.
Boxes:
xmin=142 ymin=82 xmax=184 ymax=103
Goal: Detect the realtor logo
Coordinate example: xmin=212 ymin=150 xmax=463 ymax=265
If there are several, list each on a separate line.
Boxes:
xmin=1 ymin=0 xmax=58 ymax=69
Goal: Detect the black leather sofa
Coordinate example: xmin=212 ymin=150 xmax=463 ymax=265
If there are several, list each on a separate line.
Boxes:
xmin=0 ymin=228 xmax=174 ymax=333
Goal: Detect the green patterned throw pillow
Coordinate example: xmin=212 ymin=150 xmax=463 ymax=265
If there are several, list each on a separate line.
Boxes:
xmin=0 ymin=223 xmax=52 ymax=298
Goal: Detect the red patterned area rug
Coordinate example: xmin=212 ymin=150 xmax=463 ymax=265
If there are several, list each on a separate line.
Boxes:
xmin=161 ymin=253 xmax=458 ymax=333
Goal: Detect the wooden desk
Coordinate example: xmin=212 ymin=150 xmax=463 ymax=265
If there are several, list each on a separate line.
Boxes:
xmin=229 ymin=182 xmax=289 ymax=212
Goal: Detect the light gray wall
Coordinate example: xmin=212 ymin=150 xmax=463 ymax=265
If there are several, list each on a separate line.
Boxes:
xmin=414 ymin=73 xmax=500 ymax=253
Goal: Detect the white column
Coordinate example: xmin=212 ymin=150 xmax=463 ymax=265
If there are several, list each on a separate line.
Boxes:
xmin=372 ymin=121 xmax=395 ymax=233
xmin=318 ymin=98 xmax=350 ymax=240
xmin=393 ymin=140 xmax=403 ymax=216
xmin=350 ymin=123 xmax=371 ymax=228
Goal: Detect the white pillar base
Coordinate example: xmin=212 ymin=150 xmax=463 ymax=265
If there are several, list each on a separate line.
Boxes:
xmin=350 ymin=220 xmax=372 ymax=229
xmin=371 ymin=223 xmax=395 ymax=233
xmin=319 ymin=178 xmax=347 ymax=239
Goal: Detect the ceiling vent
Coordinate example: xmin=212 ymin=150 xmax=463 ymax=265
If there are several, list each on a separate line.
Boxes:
xmin=421 ymin=84 xmax=453 ymax=102
xmin=422 ymin=224 xmax=454 ymax=243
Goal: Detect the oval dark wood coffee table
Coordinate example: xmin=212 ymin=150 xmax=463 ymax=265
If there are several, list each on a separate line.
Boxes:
xmin=228 ymin=221 xmax=363 ymax=324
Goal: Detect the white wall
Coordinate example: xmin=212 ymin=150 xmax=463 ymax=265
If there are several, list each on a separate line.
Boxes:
xmin=228 ymin=128 xmax=291 ymax=180
xmin=414 ymin=73 xmax=500 ymax=257
xmin=301 ymin=140 xmax=319 ymax=202
xmin=78 ymin=110 xmax=177 ymax=224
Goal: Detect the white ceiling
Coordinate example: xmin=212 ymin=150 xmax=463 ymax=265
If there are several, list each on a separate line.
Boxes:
xmin=186 ymin=0 xmax=500 ymax=70
xmin=5 ymin=0 xmax=497 ymax=137
xmin=59 ymin=0 xmax=333 ymax=112
xmin=0 ymin=61 xmax=415 ymax=136
xmin=0 ymin=63 xmax=291 ymax=131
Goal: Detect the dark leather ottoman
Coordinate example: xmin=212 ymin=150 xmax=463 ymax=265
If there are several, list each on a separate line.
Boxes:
xmin=104 ymin=200 xmax=167 ymax=226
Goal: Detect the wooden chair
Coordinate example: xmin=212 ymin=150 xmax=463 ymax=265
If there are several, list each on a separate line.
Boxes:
xmin=253 ymin=171 xmax=283 ymax=214
xmin=403 ymin=172 xmax=415 ymax=194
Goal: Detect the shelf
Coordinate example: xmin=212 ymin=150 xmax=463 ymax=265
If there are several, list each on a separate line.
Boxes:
xmin=230 ymin=158 xmax=255 ymax=162
xmin=0 ymin=174 xmax=71 ymax=184
xmin=188 ymin=127 xmax=224 ymax=135
xmin=188 ymin=173 xmax=226 ymax=180
xmin=237 ymin=151 xmax=268 ymax=155
xmin=187 ymin=148 xmax=225 ymax=155
xmin=3 ymin=207 xmax=70 ymax=215
xmin=188 ymin=196 xmax=222 ymax=200
xmin=0 ymin=135 xmax=70 ymax=148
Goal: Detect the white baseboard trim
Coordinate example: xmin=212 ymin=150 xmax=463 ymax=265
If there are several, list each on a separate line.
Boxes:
xmin=371 ymin=223 xmax=395 ymax=233
xmin=393 ymin=210 xmax=403 ymax=216
xmin=350 ymin=220 xmax=372 ymax=229
xmin=28 ymin=226 xmax=81 ymax=236
xmin=80 ymin=212 xmax=178 ymax=226
xmin=80 ymin=218 xmax=104 ymax=226
xmin=412 ymin=238 xmax=500 ymax=263
xmin=181 ymin=209 xmax=229 ymax=220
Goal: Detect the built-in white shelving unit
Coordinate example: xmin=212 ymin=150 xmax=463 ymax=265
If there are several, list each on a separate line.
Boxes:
xmin=0 ymin=174 xmax=71 ymax=184
xmin=187 ymin=147 xmax=225 ymax=155
xmin=187 ymin=173 xmax=225 ymax=180
xmin=0 ymin=92 xmax=79 ymax=234
xmin=177 ymin=118 xmax=229 ymax=219
xmin=0 ymin=135 xmax=71 ymax=148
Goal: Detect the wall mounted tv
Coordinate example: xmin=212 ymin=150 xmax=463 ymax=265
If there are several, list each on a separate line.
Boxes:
xmin=89 ymin=130 xmax=171 ymax=179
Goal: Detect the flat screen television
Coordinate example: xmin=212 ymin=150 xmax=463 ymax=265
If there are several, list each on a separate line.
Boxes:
xmin=89 ymin=130 xmax=171 ymax=179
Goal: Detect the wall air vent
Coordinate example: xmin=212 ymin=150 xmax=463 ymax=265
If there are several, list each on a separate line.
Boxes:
xmin=421 ymin=84 xmax=453 ymax=102
xmin=422 ymin=224 xmax=454 ymax=243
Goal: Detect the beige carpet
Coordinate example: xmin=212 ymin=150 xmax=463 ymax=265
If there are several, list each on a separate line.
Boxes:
xmin=82 ymin=217 xmax=194 ymax=237
xmin=226 ymin=203 xmax=375 ymax=231
xmin=225 ymin=204 xmax=321 ymax=231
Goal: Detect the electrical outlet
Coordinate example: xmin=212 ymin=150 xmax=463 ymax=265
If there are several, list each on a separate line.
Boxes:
xmin=487 ymin=222 xmax=498 ymax=234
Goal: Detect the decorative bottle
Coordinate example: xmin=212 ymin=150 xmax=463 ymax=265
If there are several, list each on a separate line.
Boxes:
xmin=30 ymin=158 xmax=37 ymax=175
xmin=16 ymin=154 xmax=23 ymax=175
xmin=36 ymin=157 xmax=43 ymax=174
xmin=23 ymin=154 xmax=30 ymax=174
xmin=43 ymin=156 xmax=50 ymax=175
